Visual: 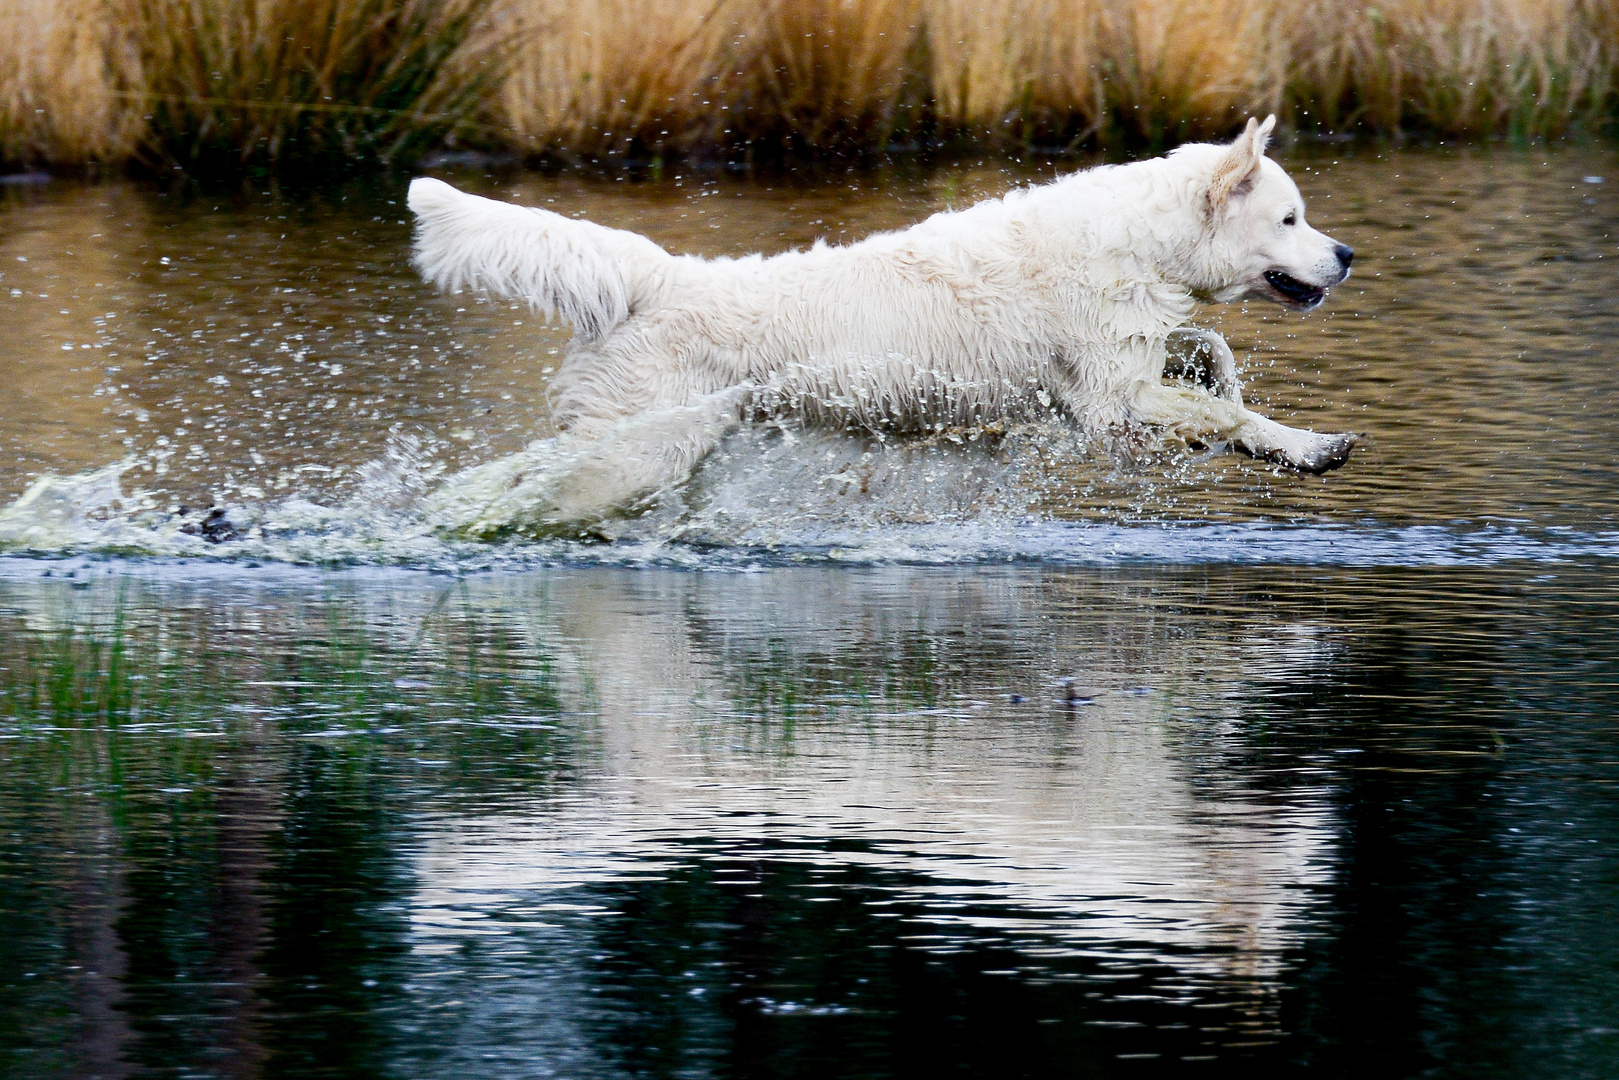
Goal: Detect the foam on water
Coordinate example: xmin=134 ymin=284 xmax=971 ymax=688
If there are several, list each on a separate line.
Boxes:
xmin=2 ymin=423 xmax=1616 ymax=572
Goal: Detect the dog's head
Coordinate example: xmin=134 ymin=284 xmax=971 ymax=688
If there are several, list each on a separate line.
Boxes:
xmin=1190 ymin=116 xmax=1352 ymax=310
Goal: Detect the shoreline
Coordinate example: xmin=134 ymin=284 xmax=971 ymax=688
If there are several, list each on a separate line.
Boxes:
xmin=3 ymin=0 xmax=1617 ymax=176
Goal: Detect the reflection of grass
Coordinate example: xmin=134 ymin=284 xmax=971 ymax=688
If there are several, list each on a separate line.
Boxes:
xmin=4 ymin=0 xmax=1617 ymax=172
xmin=0 ymin=596 xmax=193 ymax=732
xmin=0 ymin=579 xmax=578 ymax=1074
xmin=0 ymin=582 xmax=568 ymax=790
xmin=703 ymin=632 xmax=946 ymax=729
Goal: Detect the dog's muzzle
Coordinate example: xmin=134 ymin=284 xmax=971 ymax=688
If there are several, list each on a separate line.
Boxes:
xmin=1263 ymin=270 xmax=1327 ymax=307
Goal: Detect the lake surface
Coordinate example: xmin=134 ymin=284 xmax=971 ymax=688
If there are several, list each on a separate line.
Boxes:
xmin=1 ymin=144 xmax=1617 ymax=1077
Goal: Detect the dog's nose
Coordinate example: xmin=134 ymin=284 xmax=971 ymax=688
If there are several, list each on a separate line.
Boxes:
xmin=1334 ymin=243 xmax=1354 ymax=269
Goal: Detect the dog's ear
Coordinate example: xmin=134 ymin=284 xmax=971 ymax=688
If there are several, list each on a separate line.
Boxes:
xmin=1208 ymin=115 xmax=1276 ymax=215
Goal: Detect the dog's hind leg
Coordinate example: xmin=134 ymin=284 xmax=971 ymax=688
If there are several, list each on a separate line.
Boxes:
xmin=433 ymin=386 xmax=751 ymax=537
xmin=1129 ymin=382 xmax=1358 ymax=474
xmin=1164 ymin=327 xmax=1242 ymax=405
xmin=542 ymin=385 xmax=753 ymax=525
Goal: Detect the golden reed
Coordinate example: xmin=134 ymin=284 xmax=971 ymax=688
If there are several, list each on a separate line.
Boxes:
xmin=4 ymin=0 xmax=1618 ymax=170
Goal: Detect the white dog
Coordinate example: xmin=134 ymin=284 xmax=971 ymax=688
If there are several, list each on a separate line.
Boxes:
xmin=409 ymin=116 xmax=1357 ymax=527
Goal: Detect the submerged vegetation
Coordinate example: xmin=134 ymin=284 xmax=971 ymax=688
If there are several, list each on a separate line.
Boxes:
xmin=2 ymin=0 xmax=1618 ymax=172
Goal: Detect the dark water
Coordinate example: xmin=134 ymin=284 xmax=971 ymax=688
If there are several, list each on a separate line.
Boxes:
xmin=2 ymin=561 xmax=1617 ymax=1078
xmin=1 ymin=143 xmax=1618 ymax=1078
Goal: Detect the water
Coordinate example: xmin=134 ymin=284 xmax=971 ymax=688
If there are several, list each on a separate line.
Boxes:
xmin=3 ymin=561 xmax=1617 ymax=1078
xmin=3 ymin=145 xmax=1618 ymax=563
xmin=1 ymin=144 xmax=1617 ymax=1078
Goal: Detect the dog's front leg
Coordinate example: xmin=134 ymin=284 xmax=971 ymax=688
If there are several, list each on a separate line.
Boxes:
xmin=1129 ymin=382 xmax=1358 ymax=474
xmin=1164 ymin=327 xmax=1242 ymax=405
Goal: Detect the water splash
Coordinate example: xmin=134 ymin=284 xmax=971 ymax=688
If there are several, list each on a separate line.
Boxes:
xmin=2 ymin=426 xmax=1617 ymax=571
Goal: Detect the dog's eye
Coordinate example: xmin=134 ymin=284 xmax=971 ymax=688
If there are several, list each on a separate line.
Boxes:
xmin=1283 ymin=211 xmax=1297 ymax=227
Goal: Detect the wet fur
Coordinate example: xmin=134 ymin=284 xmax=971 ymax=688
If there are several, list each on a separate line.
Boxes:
xmin=409 ymin=116 xmax=1358 ymax=527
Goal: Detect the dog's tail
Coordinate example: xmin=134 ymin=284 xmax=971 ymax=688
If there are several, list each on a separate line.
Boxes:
xmin=407 ymin=177 xmax=672 ymax=341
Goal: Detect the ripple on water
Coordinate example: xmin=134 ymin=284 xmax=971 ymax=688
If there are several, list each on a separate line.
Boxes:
xmin=2 ymin=146 xmax=1619 ymax=570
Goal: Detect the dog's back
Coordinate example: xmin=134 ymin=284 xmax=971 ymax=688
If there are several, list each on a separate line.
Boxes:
xmin=410 ymin=167 xmax=1188 ymax=434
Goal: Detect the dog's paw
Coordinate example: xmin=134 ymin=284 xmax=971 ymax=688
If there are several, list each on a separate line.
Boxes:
xmin=1291 ymin=431 xmax=1359 ymax=474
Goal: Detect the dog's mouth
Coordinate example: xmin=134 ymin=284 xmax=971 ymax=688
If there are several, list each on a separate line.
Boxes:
xmin=1262 ymin=270 xmax=1327 ymax=308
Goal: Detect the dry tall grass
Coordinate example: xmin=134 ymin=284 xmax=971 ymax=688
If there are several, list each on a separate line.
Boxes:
xmin=131 ymin=0 xmax=497 ymax=169
xmin=1290 ymin=0 xmax=1619 ymax=136
xmin=487 ymin=0 xmax=1619 ymax=159
xmin=484 ymin=0 xmax=929 ymax=160
xmin=2 ymin=0 xmax=1618 ymax=171
xmin=1 ymin=0 xmax=496 ymax=170
xmin=0 ymin=0 xmax=143 ymax=165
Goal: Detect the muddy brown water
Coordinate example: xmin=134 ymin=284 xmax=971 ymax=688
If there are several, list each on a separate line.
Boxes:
xmin=2 ymin=144 xmax=1618 ymax=551
xmin=0 ymin=145 xmax=1617 ymax=1078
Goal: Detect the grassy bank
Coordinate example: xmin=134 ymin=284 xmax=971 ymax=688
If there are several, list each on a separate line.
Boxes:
xmin=3 ymin=0 xmax=1618 ymax=173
